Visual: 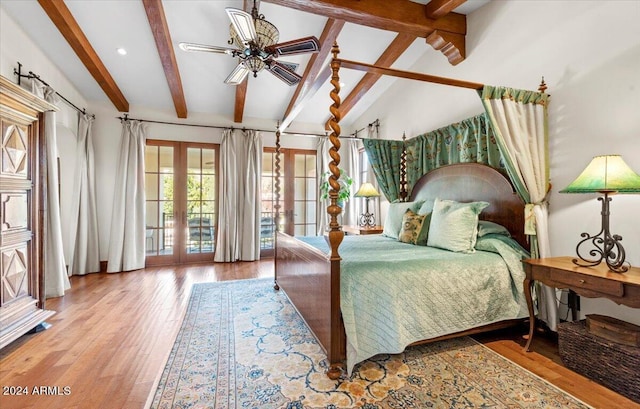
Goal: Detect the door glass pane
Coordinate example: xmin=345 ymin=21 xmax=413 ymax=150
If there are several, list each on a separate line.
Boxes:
xmin=260 ymin=151 xmax=277 ymax=251
xmin=185 ymin=147 xmax=215 ymax=255
xmin=159 ymin=146 xmax=173 ymax=169
xmin=202 ymin=149 xmax=215 ymax=174
xmin=145 ymin=144 xmax=174 ymax=256
xmin=160 ymin=174 xmax=173 ymax=200
xmin=295 ymin=154 xmax=305 ymax=175
xmin=145 ymin=146 xmax=158 ymax=172
xmin=145 ymin=174 xmax=158 ymax=200
xmin=294 ymin=178 xmax=305 ymax=200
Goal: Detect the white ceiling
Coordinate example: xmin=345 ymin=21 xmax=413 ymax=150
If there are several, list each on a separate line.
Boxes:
xmin=1 ymin=0 xmax=490 ymax=132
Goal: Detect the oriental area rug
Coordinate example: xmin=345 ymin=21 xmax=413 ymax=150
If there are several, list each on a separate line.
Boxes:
xmin=148 ymin=278 xmax=591 ymax=409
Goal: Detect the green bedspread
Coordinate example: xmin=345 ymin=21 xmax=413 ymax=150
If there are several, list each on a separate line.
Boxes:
xmin=298 ymin=234 xmax=530 ymax=375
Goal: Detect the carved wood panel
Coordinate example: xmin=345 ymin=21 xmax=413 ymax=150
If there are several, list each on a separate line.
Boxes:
xmin=0 ymin=75 xmax=55 ymax=349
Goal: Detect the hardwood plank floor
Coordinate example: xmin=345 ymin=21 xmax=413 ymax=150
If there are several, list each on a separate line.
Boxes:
xmin=0 ymin=260 xmax=637 ymax=409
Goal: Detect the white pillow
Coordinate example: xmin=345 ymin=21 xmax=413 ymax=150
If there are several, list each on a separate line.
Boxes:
xmin=427 ymin=198 xmax=489 ymax=253
xmin=382 ymin=201 xmax=424 ymax=239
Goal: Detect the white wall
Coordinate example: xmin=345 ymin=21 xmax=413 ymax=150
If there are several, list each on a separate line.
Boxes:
xmin=0 ymin=8 xmax=85 ymax=264
xmin=352 ymin=0 xmax=640 ymax=324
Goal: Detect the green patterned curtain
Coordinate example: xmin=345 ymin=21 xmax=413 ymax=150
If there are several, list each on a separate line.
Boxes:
xmin=405 ymin=113 xmax=505 ymax=191
xmin=362 ymin=138 xmax=404 ymax=202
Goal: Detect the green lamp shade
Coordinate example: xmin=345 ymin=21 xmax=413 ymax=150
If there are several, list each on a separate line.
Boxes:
xmin=354 ymin=182 xmax=380 ymax=198
xmin=560 ymin=155 xmax=640 ymax=194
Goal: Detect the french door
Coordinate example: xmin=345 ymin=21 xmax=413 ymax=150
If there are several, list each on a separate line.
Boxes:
xmin=145 ymin=140 xmax=218 ymax=265
xmin=261 ymin=148 xmax=316 ymax=256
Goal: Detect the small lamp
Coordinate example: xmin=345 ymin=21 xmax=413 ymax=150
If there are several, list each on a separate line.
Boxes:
xmin=560 ymin=155 xmax=640 ymax=273
xmin=354 ymin=182 xmax=380 ymax=227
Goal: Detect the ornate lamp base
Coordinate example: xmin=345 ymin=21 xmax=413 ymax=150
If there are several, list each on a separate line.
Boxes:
xmin=572 ymin=193 xmax=629 ymax=273
xmin=358 ymin=197 xmax=376 ymax=227
xmin=358 ymin=212 xmax=376 ymax=227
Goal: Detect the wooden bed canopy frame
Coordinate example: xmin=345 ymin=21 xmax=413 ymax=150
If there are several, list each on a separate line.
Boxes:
xmin=273 ymin=43 xmax=545 ymax=379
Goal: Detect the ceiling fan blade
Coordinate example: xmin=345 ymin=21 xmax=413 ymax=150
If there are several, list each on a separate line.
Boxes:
xmin=265 ymin=36 xmax=320 ymax=57
xmin=224 ymin=63 xmax=251 ymax=85
xmin=276 ymin=61 xmax=299 ymax=73
xmin=225 ymin=7 xmax=257 ymax=45
xmin=178 ymin=42 xmax=237 ymax=56
xmin=267 ymin=60 xmax=302 ymax=86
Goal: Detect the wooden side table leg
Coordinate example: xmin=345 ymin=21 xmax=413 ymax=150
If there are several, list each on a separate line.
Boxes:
xmin=523 ymin=277 xmax=535 ymax=352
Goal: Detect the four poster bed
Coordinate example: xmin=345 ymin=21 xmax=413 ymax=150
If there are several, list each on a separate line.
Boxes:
xmin=274 ymin=44 xmax=544 ymax=379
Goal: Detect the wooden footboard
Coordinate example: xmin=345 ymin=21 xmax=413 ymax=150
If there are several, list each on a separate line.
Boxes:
xmin=275 ymin=232 xmax=346 ymax=377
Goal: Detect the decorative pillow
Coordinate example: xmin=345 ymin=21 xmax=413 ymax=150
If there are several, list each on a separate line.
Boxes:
xmin=477 ymin=220 xmax=511 ymax=237
xmin=416 ymin=212 xmax=432 ymax=246
xmin=417 ymin=199 xmax=434 ymax=216
xmin=382 ymin=201 xmax=424 ymax=239
xmin=398 ymin=209 xmax=426 ymax=244
xmin=427 ymin=198 xmax=489 ymax=253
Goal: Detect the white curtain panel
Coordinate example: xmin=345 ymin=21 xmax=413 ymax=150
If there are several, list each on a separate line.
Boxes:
xmin=341 ymin=138 xmax=360 ymax=227
xmin=32 ymin=83 xmax=70 ymax=297
xmin=482 ymin=92 xmax=557 ymax=330
xmin=67 ymin=113 xmax=100 ymax=276
xmin=316 ymin=137 xmax=360 ymax=232
xmin=316 ymin=137 xmax=331 ymax=235
xmin=215 ymin=129 xmax=262 ymax=262
xmin=106 ymin=120 xmax=146 ymax=272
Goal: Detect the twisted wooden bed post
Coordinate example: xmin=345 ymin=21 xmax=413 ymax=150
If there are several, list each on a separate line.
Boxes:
xmin=327 ymin=42 xmax=345 ymax=380
xmin=400 ymin=133 xmax=408 ymax=202
xmin=274 ymin=125 xmax=281 ymax=291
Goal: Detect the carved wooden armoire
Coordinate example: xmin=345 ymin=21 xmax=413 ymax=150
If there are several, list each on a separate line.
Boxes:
xmin=0 ymin=75 xmax=55 ymax=349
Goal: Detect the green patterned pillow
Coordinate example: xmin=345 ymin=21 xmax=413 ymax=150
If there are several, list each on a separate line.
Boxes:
xmin=427 ymin=198 xmax=489 ymax=253
xmin=398 ymin=209 xmax=425 ymax=244
xmin=382 ymin=201 xmax=424 ymax=239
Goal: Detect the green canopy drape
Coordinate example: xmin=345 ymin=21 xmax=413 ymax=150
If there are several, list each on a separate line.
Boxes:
xmin=405 ymin=113 xmax=505 ymax=193
xmin=362 ymin=138 xmax=404 ymax=202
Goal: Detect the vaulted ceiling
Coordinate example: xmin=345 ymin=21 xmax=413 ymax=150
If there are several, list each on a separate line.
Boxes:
xmin=1 ymin=0 xmax=490 ymax=132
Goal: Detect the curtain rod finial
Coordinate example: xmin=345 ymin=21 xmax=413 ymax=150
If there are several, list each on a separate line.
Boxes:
xmin=538 ymin=76 xmax=547 ymax=93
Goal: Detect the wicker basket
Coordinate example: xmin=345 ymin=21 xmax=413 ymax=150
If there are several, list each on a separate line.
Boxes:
xmin=558 ymin=320 xmax=640 ymax=403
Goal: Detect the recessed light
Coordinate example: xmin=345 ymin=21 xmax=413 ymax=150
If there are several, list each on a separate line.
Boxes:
xmin=117 ymin=48 xmax=127 ymax=56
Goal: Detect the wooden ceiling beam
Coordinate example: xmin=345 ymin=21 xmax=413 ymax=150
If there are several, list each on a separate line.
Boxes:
xmin=38 ymin=0 xmax=129 ymax=112
xmin=424 ymin=0 xmax=467 ymax=19
xmin=264 ymin=0 xmax=466 ymax=65
xmin=280 ymin=18 xmax=345 ymax=130
xmin=234 ymin=78 xmax=248 ymax=123
xmin=142 ymin=0 xmax=187 ymax=118
xmin=263 ymin=0 xmax=465 ymax=37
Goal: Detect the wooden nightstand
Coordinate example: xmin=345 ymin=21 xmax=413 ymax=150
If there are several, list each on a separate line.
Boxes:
xmin=342 ymin=225 xmax=383 ymax=235
xmin=522 ymin=257 xmax=640 ymax=352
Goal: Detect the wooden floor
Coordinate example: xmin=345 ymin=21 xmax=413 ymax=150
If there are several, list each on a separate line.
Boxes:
xmin=0 ymin=260 xmax=637 ymax=409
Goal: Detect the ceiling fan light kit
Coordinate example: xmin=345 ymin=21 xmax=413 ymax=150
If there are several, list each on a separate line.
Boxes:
xmin=179 ymin=2 xmax=320 ymax=86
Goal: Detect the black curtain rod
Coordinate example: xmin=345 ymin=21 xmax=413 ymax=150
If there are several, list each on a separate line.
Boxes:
xmin=349 ymin=118 xmax=380 ymax=139
xmin=116 ymin=114 xmax=359 ymax=139
xmin=13 ymin=62 xmax=94 ymax=118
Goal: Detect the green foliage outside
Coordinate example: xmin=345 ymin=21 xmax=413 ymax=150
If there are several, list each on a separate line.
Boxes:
xmin=163 ymin=175 xmax=215 ymax=216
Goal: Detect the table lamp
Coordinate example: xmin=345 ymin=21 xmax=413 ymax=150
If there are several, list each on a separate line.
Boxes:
xmin=560 ymin=155 xmax=640 ymax=273
xmin=354 ymin=182 xmax=380 ymax=227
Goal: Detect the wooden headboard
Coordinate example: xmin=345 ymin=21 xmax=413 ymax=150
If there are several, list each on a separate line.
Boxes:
xmin=409 ymin=163 xmax=528 ymax=249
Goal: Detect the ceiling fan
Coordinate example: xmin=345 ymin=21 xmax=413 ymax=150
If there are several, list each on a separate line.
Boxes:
xmin=179 ymin=1 xmax=320 ymax=86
